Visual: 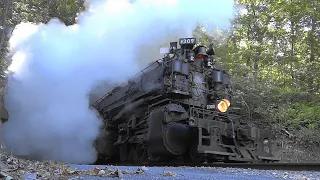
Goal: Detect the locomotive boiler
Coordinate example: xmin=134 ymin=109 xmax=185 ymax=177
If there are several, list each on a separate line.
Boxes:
xmin=91 ymin=37 xmax=278 ymax=164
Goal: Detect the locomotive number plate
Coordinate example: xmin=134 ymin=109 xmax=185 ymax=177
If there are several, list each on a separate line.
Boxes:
xmin=207 ymin=104 xmax=216 ymax=109
xmin=179 ymin=38 xmax=196 ymax=45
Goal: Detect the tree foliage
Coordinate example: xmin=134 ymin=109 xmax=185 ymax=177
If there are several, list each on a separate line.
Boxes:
xmin=0 ymin=0 xmax=84 ymax=83
xmin=9 ymin=0 xmax=84 ymax=26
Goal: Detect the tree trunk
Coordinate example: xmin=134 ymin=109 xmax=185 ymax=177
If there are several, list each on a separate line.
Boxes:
xmin=253 ymin=51 xmax=260 ymax=80
xmin=309 ymin=17 xmax=315 ymax=63
xmin=307 ymin=17 xmax=316 ymax=92
xmin=245 ymin=4 xmax=251 ymax=78
xmin=0 ymin=0 xmax=9 ymax=53
xmin=290 ymin=19 xmax=295 ymax=84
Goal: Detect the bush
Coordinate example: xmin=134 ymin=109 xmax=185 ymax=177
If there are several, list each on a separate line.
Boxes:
xmin=278 ymin=103 xmax=320 ymax=130
xmin=231 ymin=77 xmax=320 ymax=147
xmin=295 ymin=128 xmax=320 ymax=147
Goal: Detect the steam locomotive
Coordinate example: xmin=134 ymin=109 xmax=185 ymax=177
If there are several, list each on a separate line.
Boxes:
xmin=91 ymin=37 xmax=278 ymax=164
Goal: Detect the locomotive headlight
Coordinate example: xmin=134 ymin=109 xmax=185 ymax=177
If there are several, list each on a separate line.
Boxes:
xmin=216 ymin=99 xmax=231 ymax=113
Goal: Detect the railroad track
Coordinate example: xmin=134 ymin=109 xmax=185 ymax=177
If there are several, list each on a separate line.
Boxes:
xmin=197 ymin=163 xmax=320 ymax=172
xmin=97 ymin=162 xmax=320 ymax=172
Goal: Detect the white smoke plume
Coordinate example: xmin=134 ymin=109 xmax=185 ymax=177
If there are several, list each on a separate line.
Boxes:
xmin=2 ymin=0 xmax=234 ymax=164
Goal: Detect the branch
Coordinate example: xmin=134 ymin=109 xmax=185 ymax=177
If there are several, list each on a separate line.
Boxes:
xmin=281 ymin=128 xmax=295 ymax=138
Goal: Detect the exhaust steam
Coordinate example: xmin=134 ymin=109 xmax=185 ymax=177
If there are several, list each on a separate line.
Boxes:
xmin=2 ymin=0 xmax=234 ymax=164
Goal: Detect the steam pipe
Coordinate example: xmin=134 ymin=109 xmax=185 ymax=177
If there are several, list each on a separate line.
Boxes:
xmin=111 ymin=98 xmax=148 ymax=123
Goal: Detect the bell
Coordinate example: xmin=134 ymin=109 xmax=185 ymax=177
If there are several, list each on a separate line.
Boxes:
xmin=195 ymin=46 xmax=208 ymax=57
xmin=197 ymin=46 xmax=207 ymax=55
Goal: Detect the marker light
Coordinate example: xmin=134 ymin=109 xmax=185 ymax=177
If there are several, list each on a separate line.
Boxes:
xmin=216 ymin=99 xmax=231 ymax=112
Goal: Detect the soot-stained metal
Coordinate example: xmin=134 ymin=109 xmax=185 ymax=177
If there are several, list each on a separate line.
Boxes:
xmin=91 ymin=37 xmax=279 ymax=164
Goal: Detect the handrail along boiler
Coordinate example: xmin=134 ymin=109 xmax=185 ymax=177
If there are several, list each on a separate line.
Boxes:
xmin=91 ymin=37 xmax=278 ymax=163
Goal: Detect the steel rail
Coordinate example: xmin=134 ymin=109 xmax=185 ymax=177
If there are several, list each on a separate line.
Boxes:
xmin=96 ymin=162 xmax=320 ymax=172
xmin=200 ymin=163 xmax=320 ymax=172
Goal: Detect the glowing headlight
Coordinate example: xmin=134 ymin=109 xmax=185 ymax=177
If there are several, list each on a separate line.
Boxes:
xmin=216 ymin=99 xmax=231 ymax=113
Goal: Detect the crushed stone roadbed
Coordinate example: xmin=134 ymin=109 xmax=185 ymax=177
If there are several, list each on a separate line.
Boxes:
xmin=65 ymin=165 xmax=320 ymax=180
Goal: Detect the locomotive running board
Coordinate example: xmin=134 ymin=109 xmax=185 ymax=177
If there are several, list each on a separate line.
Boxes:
xmin=257 ymin=156 xmax=280 ymax=161
xmin=203 ymin=150 xmax=236 ymax=156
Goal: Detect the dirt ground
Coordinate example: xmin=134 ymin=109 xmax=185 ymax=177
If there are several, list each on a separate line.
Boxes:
xmin=0 ymin=148 xmax=149 ymax=180
xmin=0 ymin=149 xmax=67 ymax=179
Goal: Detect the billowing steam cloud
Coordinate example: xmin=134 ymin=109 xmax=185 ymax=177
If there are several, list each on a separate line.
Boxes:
xmin=2 ymin=0 xmax=234 ymax=164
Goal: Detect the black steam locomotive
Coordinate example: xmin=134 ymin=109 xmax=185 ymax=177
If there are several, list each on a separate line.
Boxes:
xmin=91 ymin=38 xmax=278 ymax=164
